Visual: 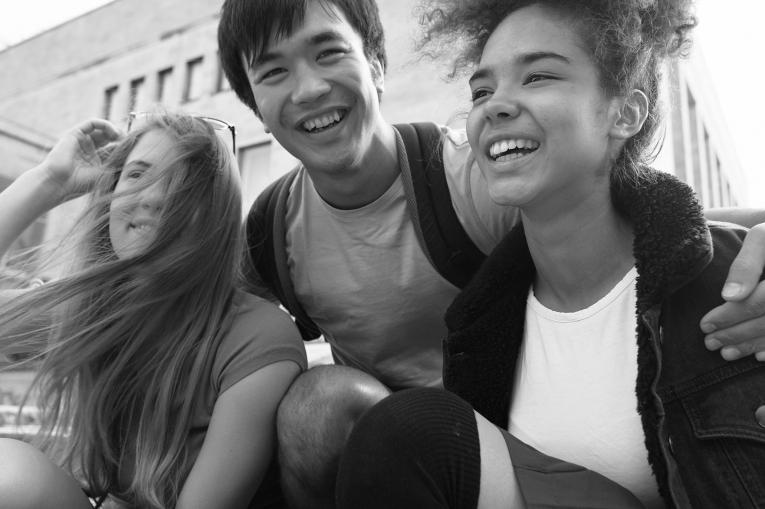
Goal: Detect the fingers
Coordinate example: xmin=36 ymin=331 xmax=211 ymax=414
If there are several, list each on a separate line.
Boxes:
xmin=720 ymin=224 xmax=765 ymax=301
xmin=77 ymin=118 xmax=122 ymax=139
xmin=704 ymin=328 xmax=765 ymax=361
xmin=701 ymin=283 xmax=765 ymax=360
xmin=74 ymin=118 xmax=123 ymax=152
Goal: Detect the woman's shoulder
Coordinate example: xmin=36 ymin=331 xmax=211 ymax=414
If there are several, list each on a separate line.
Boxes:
xmin=212 ymin=291 xmax=306 ymax=394
xmin=227 ymin=290 xmax=304 ymax=345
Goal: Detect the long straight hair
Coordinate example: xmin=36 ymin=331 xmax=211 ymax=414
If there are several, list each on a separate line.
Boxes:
xmin=0 ymin=112 xmax=243 ymax=508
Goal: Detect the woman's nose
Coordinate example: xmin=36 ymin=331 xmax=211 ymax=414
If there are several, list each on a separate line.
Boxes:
xmin=137 ymin=182 xmax=164 ymax=212
xmin=485 ymin=93 xmax=522 ymax=121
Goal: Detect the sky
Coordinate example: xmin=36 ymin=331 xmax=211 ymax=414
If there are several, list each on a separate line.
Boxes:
xmin=1 ymin=0 xmax=764 ymax=206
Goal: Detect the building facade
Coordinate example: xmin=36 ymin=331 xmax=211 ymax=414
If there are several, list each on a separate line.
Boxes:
xmin=0 ymin=0 xmax=745 ymax=280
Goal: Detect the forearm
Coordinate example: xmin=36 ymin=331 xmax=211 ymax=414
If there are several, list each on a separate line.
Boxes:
xmin=0 ymin=165 xmax=63 ymax=258
xmin=705 ymin=207 xmax=765 ymax=229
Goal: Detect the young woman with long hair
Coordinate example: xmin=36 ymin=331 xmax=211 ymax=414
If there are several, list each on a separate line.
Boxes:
xmin=0 ymin=112 xmax=306 ymax=508
xmin=333 ymin=1 xmax=765 ymax=507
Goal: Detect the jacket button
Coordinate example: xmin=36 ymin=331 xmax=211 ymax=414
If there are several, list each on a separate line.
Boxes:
xmin=756 ymin=406 xmax=765 ymax=428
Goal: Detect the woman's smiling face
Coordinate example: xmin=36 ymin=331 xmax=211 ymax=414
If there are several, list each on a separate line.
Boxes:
xmin=466 ymin=3 xmax=623 ymax=213
xmin=109 ymin=129 xmax=179 ymax=259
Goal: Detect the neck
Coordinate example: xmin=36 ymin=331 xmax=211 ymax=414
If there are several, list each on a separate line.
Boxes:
xmin=309 ymin=122 xmax=399 ymax=209
xmin=523 ymin=191 xmax=635 ymax=312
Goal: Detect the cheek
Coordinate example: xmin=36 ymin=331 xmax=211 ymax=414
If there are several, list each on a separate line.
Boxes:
xmin=466 ymin=108 xmax=482 ymax=151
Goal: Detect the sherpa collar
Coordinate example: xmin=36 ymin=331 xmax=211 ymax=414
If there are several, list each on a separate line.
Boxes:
xmin=446 ymin=168 xmax=712 ymax=330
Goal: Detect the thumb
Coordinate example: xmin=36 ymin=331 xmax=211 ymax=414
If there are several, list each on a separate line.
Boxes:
xmin=722 ymin=225 xmax=765 ymax=301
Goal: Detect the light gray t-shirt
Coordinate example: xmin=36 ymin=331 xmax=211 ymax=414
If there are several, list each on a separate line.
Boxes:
xmin=285 ymin=127 xmax=517 ymax=389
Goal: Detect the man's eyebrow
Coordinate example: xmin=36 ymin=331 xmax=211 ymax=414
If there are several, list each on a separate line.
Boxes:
xmin=469 ymin=51 xmax=570 ymax=85
xmin=251 ymin=30 xmax=348 ymax=68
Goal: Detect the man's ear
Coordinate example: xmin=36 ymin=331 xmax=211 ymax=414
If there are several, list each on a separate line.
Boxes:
xmin=610 ymin=89 xmax=649 ymax=140
xmin=369 ymin=57 xmax=385 ymax=96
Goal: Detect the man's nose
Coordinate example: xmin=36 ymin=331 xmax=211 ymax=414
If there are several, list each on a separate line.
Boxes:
xmin=292 ymin=65 xmax=331 ymax=104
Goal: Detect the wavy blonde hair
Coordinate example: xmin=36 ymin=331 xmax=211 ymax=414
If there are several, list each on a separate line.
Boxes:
xmin=0 ymin=111 xmax=243 ymax=508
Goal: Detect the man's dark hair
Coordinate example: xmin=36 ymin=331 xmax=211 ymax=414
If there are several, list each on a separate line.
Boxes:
xmin=218 ymin=0 xmax=387 ymax=116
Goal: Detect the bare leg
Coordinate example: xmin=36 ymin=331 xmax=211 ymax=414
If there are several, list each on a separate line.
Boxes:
xmin=0 ymin=438 xmax=93 ymax=509
xmin=475 ymin=411 xmax=525 ymax=508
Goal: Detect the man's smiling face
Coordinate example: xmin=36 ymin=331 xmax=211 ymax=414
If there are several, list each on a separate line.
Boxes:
xmin=244 ymin=1 xmax=385 ymax=176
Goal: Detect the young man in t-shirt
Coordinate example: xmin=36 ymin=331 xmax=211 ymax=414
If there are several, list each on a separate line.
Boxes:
xmin=218 ymin=0 xmax=765 ymax=505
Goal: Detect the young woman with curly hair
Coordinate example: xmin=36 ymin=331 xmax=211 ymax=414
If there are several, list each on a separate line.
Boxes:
xmin=335 ymin=1 xmax=765 ymax=507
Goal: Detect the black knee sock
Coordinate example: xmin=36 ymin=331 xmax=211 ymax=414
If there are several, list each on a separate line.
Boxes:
xmin=335 ymin=388 xmax=481 ymax=509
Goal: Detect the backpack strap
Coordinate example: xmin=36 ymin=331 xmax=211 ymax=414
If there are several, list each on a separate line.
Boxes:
xmin=394 ymin=122 xmax=486 ymax=288
xmin=246 ymin=168 xmax=322 ymax=340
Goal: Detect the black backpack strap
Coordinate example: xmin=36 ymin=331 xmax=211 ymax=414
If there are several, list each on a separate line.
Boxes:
xmin=394 ymin=122 xmax=486 ymax=288
xmin=246 ymin=168 xmax=322 ymax=340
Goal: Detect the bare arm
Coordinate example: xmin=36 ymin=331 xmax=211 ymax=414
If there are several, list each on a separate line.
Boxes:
xmin=0 ymin=118 xmax=121 ymax=259
xmin=176 ymin=360 xmax=302 ymax=509
xmin=705 ymin=207 xmax=765 ymax=228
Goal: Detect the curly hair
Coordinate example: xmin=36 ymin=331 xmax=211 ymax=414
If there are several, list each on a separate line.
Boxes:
xmin=417 ymin=0 xmax=697 ymax=184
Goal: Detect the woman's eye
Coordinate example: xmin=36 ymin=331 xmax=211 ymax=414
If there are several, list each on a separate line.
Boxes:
xmin=524 ymin=73 xmax=555 ymax=85
xmin=124 ymin=169 xmax=145 ymax=181
xmin=471 ymin=89 xmax=491 ymax=102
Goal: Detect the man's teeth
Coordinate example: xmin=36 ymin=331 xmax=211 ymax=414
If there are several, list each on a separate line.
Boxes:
xmin=489 ymin=139 xmax=540 ymax=159
xmin=303 ymin=111 xmax=343 ymax=132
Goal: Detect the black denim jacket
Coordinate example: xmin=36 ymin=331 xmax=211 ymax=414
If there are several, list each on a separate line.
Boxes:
xmin=444 ymin=168 xmax=765 ymax=508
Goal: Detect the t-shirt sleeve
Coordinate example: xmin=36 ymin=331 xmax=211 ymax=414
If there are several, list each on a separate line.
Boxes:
xmin=441 ymin=126 xmax=520 ymax=254
xmin=213 ymin=292 xmax=307 ymax=395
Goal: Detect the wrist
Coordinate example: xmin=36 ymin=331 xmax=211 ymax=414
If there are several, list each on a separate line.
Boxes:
xmin=23 ymin=164 xmax=69 ymax=208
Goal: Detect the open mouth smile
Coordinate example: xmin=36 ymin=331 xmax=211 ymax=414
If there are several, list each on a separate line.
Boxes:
xmin=129 ymin=222 xmax=157 ymax=234
xmin=301 ymin=109 xmax=347 ymax=133
xmin=489 ymin=138 xmax=540 ymax=161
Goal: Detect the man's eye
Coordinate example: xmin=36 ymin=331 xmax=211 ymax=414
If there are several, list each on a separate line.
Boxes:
xmin=318 ymin=48 xmax=345 ymax=60
xmin=260 ymin=68 xmax=286 ymax=81
xmin=126 ymin=170 xmax=144 ymax=180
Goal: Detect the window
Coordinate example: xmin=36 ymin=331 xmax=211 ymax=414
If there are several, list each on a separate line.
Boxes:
xmin=128 ymin=77 xmax=145 ymax=113
xmin=156 ymin=67 xmax=174 ymax=103
xmin=687 ymin=89 xmax=704 ymax=205
xmin=183 ymin=57 xmax=205 ymax=102
xmin=216 ymin=53 xmax=232 ymax=93
xmin=238 ymin=142 xmax=273 ymax=212
xmin=103 ymin=85 xmax=119 ymax=120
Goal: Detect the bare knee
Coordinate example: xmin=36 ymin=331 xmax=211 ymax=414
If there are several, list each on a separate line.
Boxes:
xmin=277 ymin=365 xmax=391 ymax=508
xmin=0 ymin=438 xmax=91 ymax=509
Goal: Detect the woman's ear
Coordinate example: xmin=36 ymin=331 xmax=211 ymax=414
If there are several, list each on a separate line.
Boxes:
xmin=610 ymin=89 xmax=649 ymax=140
